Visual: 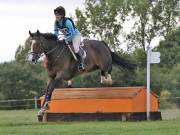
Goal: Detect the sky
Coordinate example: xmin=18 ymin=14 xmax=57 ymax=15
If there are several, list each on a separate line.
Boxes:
xmin=0 ymin=0 xmax=85 ymax=63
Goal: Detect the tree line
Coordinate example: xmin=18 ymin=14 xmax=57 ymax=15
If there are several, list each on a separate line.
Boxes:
xmin=0 ymin=0 xmax=179 ymax=109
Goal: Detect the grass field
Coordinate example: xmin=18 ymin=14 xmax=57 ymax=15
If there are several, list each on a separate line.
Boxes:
xmin=0 ymin=109 xmax=180 ymax=135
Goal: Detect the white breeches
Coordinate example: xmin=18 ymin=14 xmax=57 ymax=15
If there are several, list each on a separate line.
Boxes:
xmin=72 ymin=34 xmax=81 ymax=53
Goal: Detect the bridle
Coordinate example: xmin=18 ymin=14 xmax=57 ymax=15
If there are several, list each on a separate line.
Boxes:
xmin=30 ymin=36 xmax=65 ymax=65
xmin=29 ymin=38 xmax=44 ymax=63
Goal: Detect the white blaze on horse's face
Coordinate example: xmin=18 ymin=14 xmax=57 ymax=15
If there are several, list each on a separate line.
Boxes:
xmin=30 ymin=39 xmax=41 ymax=63
xmin=27 ymin=40 xmax=35 ymax=62
xmin=31 ymin=40 xmax=36 ymax=52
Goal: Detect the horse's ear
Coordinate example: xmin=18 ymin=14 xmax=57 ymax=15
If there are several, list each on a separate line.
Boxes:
xmin=37 ymin=30 xmax=40 ymax=35
xmin=29 ymin=30 xmax=32 ymax=37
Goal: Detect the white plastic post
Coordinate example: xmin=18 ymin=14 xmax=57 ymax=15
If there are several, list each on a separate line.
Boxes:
xmin=147 ymin=46 xmax=151 ymax=120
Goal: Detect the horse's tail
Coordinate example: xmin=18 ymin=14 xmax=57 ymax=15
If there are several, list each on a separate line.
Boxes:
xmin=101 ymin=41 xmax=136 ymax=71
xmin=111 ymin=52 xmax=136 ymax=71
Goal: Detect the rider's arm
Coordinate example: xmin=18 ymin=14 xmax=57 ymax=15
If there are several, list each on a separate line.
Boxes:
xmin=54 ymin=21 xmax=59 ymax=37
xmin=64 ymin=20 xmax=76 ymax=42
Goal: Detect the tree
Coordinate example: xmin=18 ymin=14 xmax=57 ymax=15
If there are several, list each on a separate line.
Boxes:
xmin=15 ymin=37 xmax=31 ymax=64
xmin=1 ymin=35 xmax=48 ymax=100
xmin=154 ymin=28 xmax=180 ymax=68
xmin=127 ymin=0 xmax=179 ymax=51
xmin=75 ymin=0 xmax=179 ymax=52
xmin=160 ymin=0 xmax=180 ymax=36
xmin=75 ymin=0 xmax=131 ymax=50
xmin=0 ymin=62 xmax=46 ymax=100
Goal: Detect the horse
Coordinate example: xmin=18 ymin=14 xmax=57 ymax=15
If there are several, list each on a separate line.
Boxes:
xmin=29 ymin=30 xmax=136 ymax=115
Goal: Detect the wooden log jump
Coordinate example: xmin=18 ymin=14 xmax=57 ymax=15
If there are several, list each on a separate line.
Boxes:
xmin=39 ymin=86 xmax=161 ymax=121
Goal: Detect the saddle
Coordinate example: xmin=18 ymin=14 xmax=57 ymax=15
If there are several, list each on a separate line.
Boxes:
xmin=68 ymin=41 xmax=86 ymax=60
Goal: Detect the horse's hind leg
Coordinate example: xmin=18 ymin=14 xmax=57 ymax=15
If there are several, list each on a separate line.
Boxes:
xmin=67 ymin=80 xmax=73 ymax=88
xmin=107 ymin=69 xmax=112 ymax=85
xmin=100 ymin=70 xmax=112 ymax=86
xmin=100 ymin=71 xmax=106 ymax=84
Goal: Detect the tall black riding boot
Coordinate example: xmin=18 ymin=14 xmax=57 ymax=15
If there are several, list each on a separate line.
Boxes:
xmin=76 ymin=51 xmax=85 ymax=71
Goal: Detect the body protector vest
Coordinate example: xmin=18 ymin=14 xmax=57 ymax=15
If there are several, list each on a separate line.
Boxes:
xmin=55 ymin=17 xmax=76 ymax=36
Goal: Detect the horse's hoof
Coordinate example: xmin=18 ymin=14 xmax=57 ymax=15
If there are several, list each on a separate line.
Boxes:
xmin=38 ymin=115 xmax=43 ymax=122
xmin=37 ymin=109 xmax=44 ymax=122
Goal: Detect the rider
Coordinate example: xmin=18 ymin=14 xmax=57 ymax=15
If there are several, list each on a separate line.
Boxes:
xmin=53 ymin=6 xmax=85 ymax=71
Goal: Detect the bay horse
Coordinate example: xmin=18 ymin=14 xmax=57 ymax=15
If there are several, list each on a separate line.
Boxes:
xmin=29 ymin=30 xmax=136 ymax=115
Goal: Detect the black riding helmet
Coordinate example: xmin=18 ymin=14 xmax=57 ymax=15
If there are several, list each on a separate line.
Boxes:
xmin=54 ymin=6 xmax=66 ymax=16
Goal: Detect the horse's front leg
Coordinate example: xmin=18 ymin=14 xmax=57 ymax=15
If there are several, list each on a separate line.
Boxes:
xmin=38 ymin=76 xmax=63 ymax=116
xmin=41 ymin=78 xmax=54 ymax=110
xmin=44 ymin=77 xmax=63 ymax=108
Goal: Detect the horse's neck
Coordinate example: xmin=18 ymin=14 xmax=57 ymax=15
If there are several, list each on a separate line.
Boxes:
xmin=40 ymin=37 xmax=57 ymax=53
xmin=44 ymin=40 xmax=57 ymax=51
xmin=43 ymin=40 xmax=68 ymax=66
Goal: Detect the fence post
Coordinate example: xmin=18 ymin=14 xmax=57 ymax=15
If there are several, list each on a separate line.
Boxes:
xmin=34 ymin=96 xmax=38 ymax=109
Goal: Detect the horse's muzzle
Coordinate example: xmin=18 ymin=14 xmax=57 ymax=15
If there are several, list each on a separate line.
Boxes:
xmin=32 ymin=58 xmax=37 ymax=64
xmin=27 ymin=52 xmax=39 ymax=64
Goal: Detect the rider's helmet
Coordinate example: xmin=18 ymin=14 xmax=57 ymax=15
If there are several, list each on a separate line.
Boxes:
xmin=54 ymin=6 xmax=66 ymax=16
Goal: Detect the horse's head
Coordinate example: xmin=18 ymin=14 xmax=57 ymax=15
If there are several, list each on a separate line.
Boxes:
xmin=29 ymin=30 xmax=44 ymax=63
xmin=29 ymin=30 xmax=66 ymax=64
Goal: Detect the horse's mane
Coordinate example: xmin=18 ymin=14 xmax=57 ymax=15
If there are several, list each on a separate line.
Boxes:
xmin=41 ymin=33 xmax=58 ymax=40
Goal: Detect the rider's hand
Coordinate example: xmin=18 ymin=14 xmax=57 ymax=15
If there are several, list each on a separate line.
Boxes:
xmin=63 ymin=39 xmax=69 ymax=45
xmin=65 ymin=41 xmax=69 ymax=45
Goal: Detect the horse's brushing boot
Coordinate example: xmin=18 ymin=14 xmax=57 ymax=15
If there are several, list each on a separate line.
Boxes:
xmin=76 ymin=51 xmax=85 ymax=71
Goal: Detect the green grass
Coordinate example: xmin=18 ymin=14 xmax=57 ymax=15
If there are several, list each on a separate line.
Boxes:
xmin=0 ymin=109 xmax=180 ymax=135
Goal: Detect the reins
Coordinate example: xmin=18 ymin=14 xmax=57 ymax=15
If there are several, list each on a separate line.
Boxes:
xmin=44 ymin=40 xmax=66 ymax=66
xmin=45 ymin=45 xmax=59 ymax=55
